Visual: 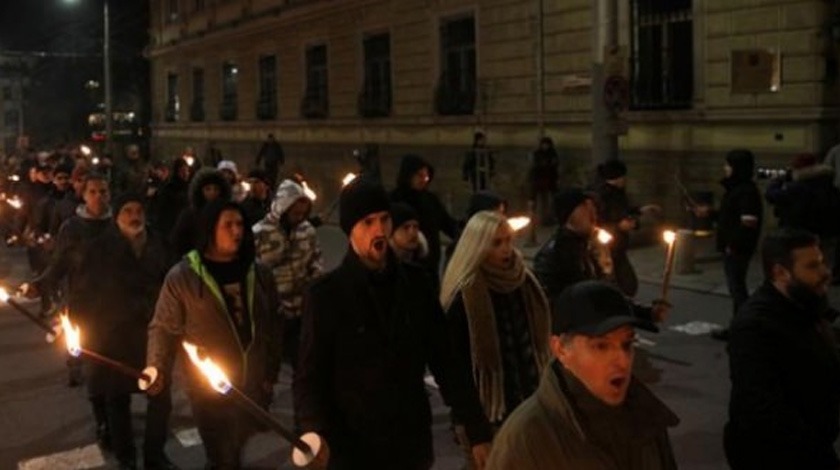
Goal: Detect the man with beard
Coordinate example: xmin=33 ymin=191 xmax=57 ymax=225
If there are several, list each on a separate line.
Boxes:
xmin=725 ymin=228 xmax=839 ymax=469
xmin=72 ymin=194 xmax=175 ymax=469
xmin=294 ymin=179 xmax=492 ymax=469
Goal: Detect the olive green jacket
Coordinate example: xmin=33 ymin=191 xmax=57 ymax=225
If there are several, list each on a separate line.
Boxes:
xmin=486 ymin=361 xmax=679 ymax=470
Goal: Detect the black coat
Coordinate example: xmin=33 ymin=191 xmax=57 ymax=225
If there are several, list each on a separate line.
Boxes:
xmin=725 ymin=282 xmax=840 ymax=469
xmin=765 ymin=165 xmax=840 ymax=237
xmin=390 ymin=155 xmax=458 ymax=281
xmin=71 ymin=227 xmax=172 ymax=395
xmin=716 ymin=153 xmax=762 ymax=254
xmin=294 ymin=250 xmax=492 ymax=469
xmin=594 ymin=182 xmax=639 ymax=253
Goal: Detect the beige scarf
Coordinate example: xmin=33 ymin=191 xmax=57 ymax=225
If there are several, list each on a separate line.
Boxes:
xmin=460 ymin=249 xmax=551 ymax=422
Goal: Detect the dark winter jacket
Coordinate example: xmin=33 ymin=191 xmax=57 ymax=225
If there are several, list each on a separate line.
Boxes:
xmin=765 ymin=164 xmax=840 ymax=237
xmin=533 ymin=227 xmax=656 ymax=325
xmin=294 ymin=250 xmax=492 ymax=469
xmin=153 ymin=173 xmax=190 ymax=240
xmin=462 ymin=147 xmax=495 ymax=191
xmin=390 ymin=155 xmax=458 ymax=280
xmin=256 ymin=139 xmax=285 ymax=168
xmin=169 ymin=169 xmax=232 ymax=258
xmin=716 ymin=151 xmax=763 ymax=254
xmin=15 ymin=180 xmax=52 ymax=236
xmin=241 ymin=195 xmax=271 ymax=227
xmin=72 ymin=227 xmax=171 ymax=395
xmin=725 ymin=282 xmax=840 ymax=469
xmin=528 ymin=140 xmax=560 ymax=193
xmin=48 ymin=191 xmax=81 ymax=236
xmin=33 ymin=187 xmax=72 ymax=237
xmin=594 ymin=182 xmax=640 ymax=254
xmin=112 ymin=158 xmax=150 ymax=198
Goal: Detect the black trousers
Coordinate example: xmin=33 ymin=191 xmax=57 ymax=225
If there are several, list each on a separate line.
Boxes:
xmin=724 ymin=251 xmax=752 ymax=317
xmin=191 ymin=396 xmax=251 ymax=469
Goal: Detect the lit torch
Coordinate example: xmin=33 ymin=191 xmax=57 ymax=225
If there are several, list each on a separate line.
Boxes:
xmin=183 ymin=155 xmax=195 ymax=167
xmin=341 ymin=173 xmax=357 ymax=187
xmin=6 ymin=196 xmax=23 ymax=210
xmin=301 ymin=181 xmax=317 ymax=201
xmin=596 ymin=228 xmax=613 ymax=245
xmin=7 ymin=175 xmax=20 ymax=182
xmin=0 ymin=287 xmax=56 ymax=337
xmin=182 ymin=341 xmax=328 ymax=467
xmin=80 ymin=145 xmax=92 ymax=157
xmin=241 ymin=181 xmax=252 ymax=194
xmin=60 ymin=313 xmax=152 ymax=383
xmin=324 ymin=173 xmax=360 ymax=222
xmin=507 ymin=216 xmax=531 ymax=232
xmin=661 ymin=230 xmax=677 ymax=302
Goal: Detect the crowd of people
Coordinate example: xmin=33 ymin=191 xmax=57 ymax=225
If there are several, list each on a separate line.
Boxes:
xmin=0 ymin=137 xmax=838 ymax=470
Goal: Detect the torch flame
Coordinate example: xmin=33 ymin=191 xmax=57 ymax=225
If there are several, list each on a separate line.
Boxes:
xmin=80 ymin=145 xmax=92 ymax=156
xmin=663 ymin=230 xmax=677 ymax=245
xmin=7 ymin=197 xmax=22 ymax=210
xmin=507 ymin=216 xmax=531 ymax=232
xmin=92 ymin=157 xmax=100 ymax=166
xmin=60 ymin=313 xmax=82 ymax=357
xmin=8 ymin=175 xmax=20 ymax=182
xmin=183 ymin=156 xmax=195 ymax=167
xmin=0 ymin=287 xmax=9 ymax=303
xmin=182 ymin=341 xmax=233 ymax=394
xmin=241 ymin=181 xmax=251 ymax=194
xmin=301 ymin=181 xmax=317 ymax=201
xmin=342 ymin=173 xmax=357 ymax=187
xmin=596 ymin=228 xmax=613 ymax=245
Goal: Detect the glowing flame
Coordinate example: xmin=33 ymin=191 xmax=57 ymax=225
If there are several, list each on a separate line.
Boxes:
xmin=182 ymin=341 xmax=233 ymax=394
xmin=596 ymin=228 xmax=613 ymax=245
xmin=183 ymin=156 xmax=195 ymax=167
xmin=241 ymin=181 xmax=251 ymax=194
xmin=0 ymin=287 xmax=9 ymax=303
xmin=60 ymin=313 xmax=82 ymax=358
xmin=342 ymin=173 xmax=357 ymax=187
xmin=507 ymin=216 xmax=531 ymax=232
xmin=6 ymin=197 xmax=22 ymax=210
xmin=663 ymin=230 xmax=677 ymax=245
xmin=80 ymin=145 xmax=92 ymax=156
xmin=92 ymin=157 xmax=100 ymax=166
xmin=301 ymin=181 xmax=317 ymax=201
xmin=8 ymin=175 xmax=20 ymax=182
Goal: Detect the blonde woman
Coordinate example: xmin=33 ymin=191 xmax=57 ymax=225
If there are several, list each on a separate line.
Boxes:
xmin=441 ymin=210 xmax=551 ymax=469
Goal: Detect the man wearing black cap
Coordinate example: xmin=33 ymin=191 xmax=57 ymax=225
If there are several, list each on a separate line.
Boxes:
xmin=294 ymin=179 xmax=493 ymax=469
xmin=486 ymin=280 xmax=679 ymax=470
xmin=533 ymin=188 xmax=668 ymax=324
xmin=389 ymin=202 xmax=429 ymax=264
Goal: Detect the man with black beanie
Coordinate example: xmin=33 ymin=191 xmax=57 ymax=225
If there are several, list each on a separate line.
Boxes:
xmin=294 ymin=179 xmax=493 ymax=469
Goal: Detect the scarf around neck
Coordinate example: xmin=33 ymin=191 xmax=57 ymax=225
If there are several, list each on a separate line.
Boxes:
xmin=461 ymin=249 xmax=551 ymax=422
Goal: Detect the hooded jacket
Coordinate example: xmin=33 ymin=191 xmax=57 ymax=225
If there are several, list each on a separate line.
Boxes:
xmin=765 ymin=164 xmax=840 ymax=236
xmin=390 ymin=154 xmax=458 ymax=280
xmin=152 ymin=159 xmax=191 ymax=238
xmin=717 ymin=150 xmax=763 ymax=254
xmin=169 ymin=168 xmax=232 ymax=258
xmin=253 ymin=180 xmax=323 ymax=319
xmin=487 ymin=361 xmax=678 ymax=470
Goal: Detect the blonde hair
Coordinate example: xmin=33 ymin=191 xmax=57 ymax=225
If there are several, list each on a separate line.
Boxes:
xmin=440 ymin=210 xmax=508 ymax=311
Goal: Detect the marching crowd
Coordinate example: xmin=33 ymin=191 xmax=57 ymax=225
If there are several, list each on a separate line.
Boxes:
xmin=0 ymin=137 xmax=839 ymax=470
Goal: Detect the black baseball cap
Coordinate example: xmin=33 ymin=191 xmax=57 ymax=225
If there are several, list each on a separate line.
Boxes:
xmin=551 ymin=280 xmax=657 ymax=336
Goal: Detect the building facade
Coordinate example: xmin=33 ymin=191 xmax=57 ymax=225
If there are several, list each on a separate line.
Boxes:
xmin=0 ymin=58 xmax=27 ymax=155
xmin=147 ymin=0 xmax=840 ymax=220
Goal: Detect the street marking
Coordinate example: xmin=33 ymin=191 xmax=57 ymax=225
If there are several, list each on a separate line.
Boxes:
xmin=669 ymin=321 xmax=723 ymax=336
xmin=175 ymin=427 xmax=203 ymax=447
xmin=17 ymin=444 xmax=105 ymax=470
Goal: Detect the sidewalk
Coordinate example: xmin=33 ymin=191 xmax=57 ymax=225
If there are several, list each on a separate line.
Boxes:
xmin=517 ymin=226 xmax=764 ymax=298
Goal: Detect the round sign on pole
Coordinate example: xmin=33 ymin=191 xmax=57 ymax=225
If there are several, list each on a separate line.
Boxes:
xmin=603 ymin=76 xmax=630 ymax=114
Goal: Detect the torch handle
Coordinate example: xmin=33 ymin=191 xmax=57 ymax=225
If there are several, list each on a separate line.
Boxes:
xmin=7 ymin=298 xmax=56 ymax=336
xmin=227 ymin=386 xmax=313 ymax=456
xmin=80 ymin=348 xmax=151 ymax=382
xmin=661 ymin=243 xmax=676 ymax=301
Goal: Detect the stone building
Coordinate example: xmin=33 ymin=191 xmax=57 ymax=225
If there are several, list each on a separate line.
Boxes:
xmin=0 ymin=58 xmax=27 ymax=154
xmin=147 ymin=0 xmax=839 ymax=221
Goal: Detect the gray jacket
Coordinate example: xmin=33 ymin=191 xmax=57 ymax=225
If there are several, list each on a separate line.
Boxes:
xmin=487 ymin=360 xmax=678 ymax=470
xmin=147 ymin=251 xmax=283 ymax=401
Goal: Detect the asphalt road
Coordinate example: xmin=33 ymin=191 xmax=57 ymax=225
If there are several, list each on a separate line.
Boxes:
xmin=0 ymin=225 xmax=779 ymax=469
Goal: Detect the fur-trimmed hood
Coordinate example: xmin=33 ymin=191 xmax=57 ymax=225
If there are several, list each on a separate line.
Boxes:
xmin=188 ymin=168 xmax=232 ymax=209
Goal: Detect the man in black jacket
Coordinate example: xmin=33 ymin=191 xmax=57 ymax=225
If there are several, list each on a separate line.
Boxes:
xmin=725 ymin=228 xmax=839 ymax=469
xmin=708 ymin=149 xmax=763 ymax=340
xmin=294 ymin=179 xmax=493 ymax=470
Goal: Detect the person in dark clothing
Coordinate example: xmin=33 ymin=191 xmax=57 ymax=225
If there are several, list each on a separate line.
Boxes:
xmin=528 ymin=137 xmax=560 ymax=225
xmin=354 ymin=143 xmax=382 ymax=184
xmin=255 ymin=133 xmax=285 ymax=188
xmin=594 ymin=160 xmax=660 ymax=297
xmin=145 ymin=200 xmax=282 ymax=469
xmin=463 ymin=132 xmax=495 ymax=192
xmin=112 ymin=144 xmax=149 ymax=199
xmin=704 ymin=149 xmax=763 ymax=340
xmin=204 ymin=141 xmax=223 ymax=168
xmin=725 ymin=229 xmax=839 ymax=469
xmin=169 ymin=168 xmax=232 ymax=258
xmin=465 ymin=190 xmax=507 ymax=221
xmin=533 ymin=188 xmax=668 ymax=325
xmin=240 ymin=169 xmax=272 ymax=227
xmin=16 ymin=161 xmax=54 ymax=275
xmin=144 ymin=160 xmax=171 ymax=230
xmin=294 ymin=179 xmax=493 ymax=470
xmin=50 ymin=166 xmax=88 ymax=236
xmin=152 ymin=158 xmax=191 ymax=240
xmin=71 ymin=194 xmax=175 ymax=470
xmin=390 ymin=154 xmax=459 ymax=284
xmin=441 ymin=210 xmax=551 ymax=469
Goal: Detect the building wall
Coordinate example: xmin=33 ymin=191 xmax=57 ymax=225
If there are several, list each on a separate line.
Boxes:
xmin=147 ymin=0 xmax=840 ymax=221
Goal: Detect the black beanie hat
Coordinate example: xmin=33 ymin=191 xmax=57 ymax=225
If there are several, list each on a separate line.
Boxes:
xmin=597 ymin=160 xmax=628 ymax=180
xmin=339 ymin=179 xmax=391 ymax=234
xmin=112 ymin=192 xmax=145 ymax=218
xmin=554 ymin=188 xmax=594 ymax=225
xmin=391 ymin=202 xmax=419 ymax=229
